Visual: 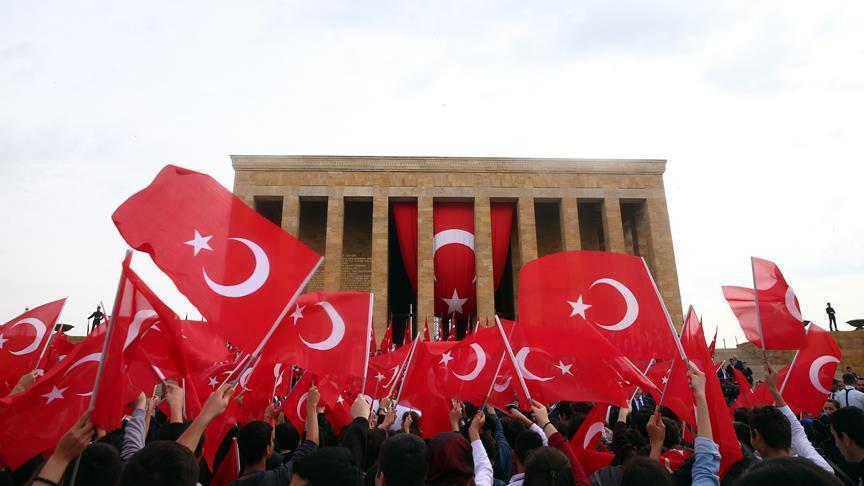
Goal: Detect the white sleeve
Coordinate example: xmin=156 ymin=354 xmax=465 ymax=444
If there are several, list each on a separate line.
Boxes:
xmin=854 ymin=391 xmax=864 ymax=410
xmin=778 ymin=405 xmax=833 ymax=473
xmin=471 ymin=439 xmax=494 ymax=486
xmin=529 ymin=422 xmax=549 ymax=446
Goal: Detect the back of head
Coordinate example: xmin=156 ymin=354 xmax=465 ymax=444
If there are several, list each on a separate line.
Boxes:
xmin=748 ymin=406 xmax=791 ymax=450
xmin=829 ymin=406 xmax=864 ymax=447
xmin=292 ymin=447 xmax=361 ymax=485
xmin=733 ymin=421 xmax=752 ymax=450
xmin=733 ymin=407 xmax=751 ymax=424
xmin=236 ymin=420 xmax=273 ymax=466
xmin=514 ymin=429 xmax=544 ymax=465
xmin=63 ymin=442 xmax=121 ymax=486
xmin=119 ymin=440 xmax=199 ymax=486
xmin=621 ymin=456 xmax=673 ymax=486
xmin=524 ymin=447 xmax=574 ymax=486
xmin=156 ymin=421 xmax=205 ymax=457
xmin=378 ymin=433 xmax=428 ymax=486
xmin=501 ymin=415 xmax=527 ymax=446
xmin=735 ymin=456 xmax=843 ymax=486
xmin=661 ymin=417 xmax=680 ymax=449
xmin=427 ymin=432 xmax=472 ymax=486
xmin=843 ymin=373 xmax=857 ymax=386
xmin=275 ymin=422 xmax=300 ymax=452
xmin=366 ymin=427 xmax=389 ymax=469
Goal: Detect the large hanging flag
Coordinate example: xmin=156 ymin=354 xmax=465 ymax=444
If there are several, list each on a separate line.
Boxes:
xmin=722 ymin=257 xmax=807 ymax=350
xmin=433 ymin=202 xmax=476 ymax=318
xmin=112 ymin=164 xmax=323 ymax=352
xmin=518 ymin=251 xmax=681 ymax=361
xmin=570 ymin=404 xmax=614 ymax=475
xmin=777 ymin=324 xmax=842 ymax=416
xmin=0 ymin=298 xmax=66 ymax=395
xmin=0 ymin=329 xmax=106 ymax=469
xmin=379 ymin=318 xmax=394 ymax=354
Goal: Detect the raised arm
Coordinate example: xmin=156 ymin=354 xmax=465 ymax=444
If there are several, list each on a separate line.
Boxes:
xmin=689 ymin=361 xmax=720 ymax=486
xmin=531 ymin=399 xmax=590 ymax=486
xmin=468 ymin=410 xmax=494 ymax=486
xmin=33 ymin=409 xmax=94 ymax=485
xmin=177 ymin=384 xmax=234 ymax=452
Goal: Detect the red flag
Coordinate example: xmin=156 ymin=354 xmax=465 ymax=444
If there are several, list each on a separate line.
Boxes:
xmin=282 ymin=373 xmax=315 ymax=434
xmin=433 ymin=202 xmax=476 ymax=318
xmin=402 ymin=318 xmax=413 ymax=348
xmin=369 ymin=326 xmax=377 ymax=357
xmin=42 ymin=333 xmax=76 ymax=374
xmin=518 ymin=251 xmax=680 ymax=361
xmin=423 ymin=317 xmax=431 ymax=342
xmin=264 ymin=292 xmax=373 ymax=380
xmin=722 ymin=257 xmax=806 ymax=350
xmin=660 ymin=449 xmax=693 ymax=473
xmin=203 ymin=398 xmax=242 ymax=469
xmin=0 ymin=330 xmax=105 ymax=469
xmin=730 ymin=367 xmax=760 ymax=409
xmin=396 ymin=341 xmax=459 ymax=438
xmin=708 ymin=326 xmax=718 ymax=359
xmin=679 ymin=307 xmax=743 ymax=476
xmin=210 ymin=438 xmax=240 ymax=486
xmin=93 ymin=255 xmax=189 ymax=430
xmin=0 ymin=298 xmax=66 ymax=395
xmin=350 ymin=344 xmax=412 ymax=400
xmin=570 ymin=404 xmax=614 ymax=475
xmin=499 ymin=319 xmax=659 ymax=407
xmin=112 ymin=164 xmax=323 ymax=352
xmin=380 ymin=319 xmax=394 ymax=354
xmin=777 ymin=324 xmax=841 ymax=416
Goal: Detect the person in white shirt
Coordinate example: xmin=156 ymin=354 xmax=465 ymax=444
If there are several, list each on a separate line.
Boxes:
xmin=837 ymin=374 xmax=864 ymax=410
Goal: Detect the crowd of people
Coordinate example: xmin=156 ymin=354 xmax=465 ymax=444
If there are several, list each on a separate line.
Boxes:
xmin=1 ymin=360 xmax=862 ymax=486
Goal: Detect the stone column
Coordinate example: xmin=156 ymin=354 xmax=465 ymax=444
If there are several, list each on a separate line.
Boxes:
xmin=323 ymin=188 xmax=344 ymax=290
xmin=561 ymin=197 xmax=582 ymax=251
xmin=602 ymin=197 xmax=627 ymax=253
xmin=474 ymin=195 xmax=495 ymax=325
xmin=370 ymin=191 xmax=389 ymax=340
xmin=645 ymin=192 xmax=684 ymax=328
xmin=514 ymin=196 xmax=537 ymax=315
xmin=280 ymin=191 xmax=300 ymax=237
xmin=417 ymin=196 xmax=435 ymax=323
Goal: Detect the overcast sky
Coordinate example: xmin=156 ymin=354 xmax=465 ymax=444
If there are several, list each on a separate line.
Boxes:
xmin=2 ymin=1 xmax=862 ymax=347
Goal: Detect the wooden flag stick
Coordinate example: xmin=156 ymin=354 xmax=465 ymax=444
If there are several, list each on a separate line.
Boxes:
xmin=393 ymin=333 xmax=422 ymax=403
xmin=494 ymin=315 xmax=532 ymax=403
xmin=481 ymin=352 xmax=507 ymax=409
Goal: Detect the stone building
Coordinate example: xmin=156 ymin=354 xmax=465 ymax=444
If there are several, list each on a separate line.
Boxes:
xmin=231 ymin=155 xmax=682 ymax=340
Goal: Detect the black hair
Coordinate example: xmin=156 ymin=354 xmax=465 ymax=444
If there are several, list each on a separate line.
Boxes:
xmin=378 ymin=433 xmax=428 ymax=486
xmin=156 ymin=421 xmax=205 ymax=458
xmin=293 ymin=447 xmax=361 ymax=485
xmin=275 ymin=422 xmax=300 ymax=452
xmin=735 ymin=456 xmax=842 ymax=486
xmin=119 ymin=440 xmax=199 ymax=486
xmin=236 ymin=421 xmax=273 ymax=466
xmin=63 ymin=443 xmax=121 ymax=486
xmin=621 ymin=456 xmax=673 ymax=486
xmin=843 ymin=373 xmax=857 ymax=386
xmin=733 ymin=421 xmax=752 ymax=450
xmin=733 ymin=407 xmax=751 ymax=424
xmin=662 ymin=417 xmax=680 ymax=449
xmin=829 ymin=406 xmax=864 ymax=447
xmin=514 ymin=429 xmax=544 ymax=464
xmin=501 ymin=416 xmax=527 ymax=447
xmin=366 ymin=427 xmax=389 ymax=470
xmin=748 ymin=406 xmax=791 ymax=450
xmin=524 ymin=447 xmax=574 ymax=486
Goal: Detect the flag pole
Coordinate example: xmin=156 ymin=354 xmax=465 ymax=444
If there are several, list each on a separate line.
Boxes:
xmin=230 ymin=257 xmax=323 ymax=384
xmin=71 ymin=251 xmax=131 ymax=486
xmin=779 ymin=323 xmax=809 ymax=395
xmin=393 ymin=332 xmax=422 ymax=402
xmin=360 ymin=293 xmax=374 ymax=397
xmin=642 ymin=259 xmax=688 ymax=362
xmin=750 ymin=257 xmax=768 ymax=357
xmin=481 ymin=353 xmax=507 ymax=409
xmin=494 ymin=315 xmax=532 ymax=403
xmin=628 ymin=358 xmax=657 ymax=401
xmin=33 ymin=297 xmax=69 ymax=373
xmin=657 ymin=359 xmax=676 ymax=408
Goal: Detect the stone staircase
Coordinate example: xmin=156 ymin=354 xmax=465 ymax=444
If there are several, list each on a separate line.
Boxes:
xmin=713 ymin=345 xmax=782 ymax=374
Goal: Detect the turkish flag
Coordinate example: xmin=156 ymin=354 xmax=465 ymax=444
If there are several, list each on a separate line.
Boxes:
xmin=499 ymin=319 xmax=659 ymax=407
xmin=282 ymin=372 xmax=316 ymax=434
xmin=112 ymin=165 xmax=323 ymax=352
xmin=678 ymin=307 xmax=743 ymax=476
xmin=263 ymin=291 xmax=373 ymax=380
xmin=202 ymin=398 xmax=242 ymax=470
xmin=486 ymin=368 xmax=518 ymax=410
xmin=397 ymin=341 xmax=460 ymax=438
xmin=570 ymin=404 xmax=614 ymax=475
xmin=0 ymin=330 xmax=105 ymax=469
xmin=777 ymin=325 xmax=841 ymax=415
xmin=346 ymin=343 xmax=412 ymax=400
xmin=0 ymin=298 xmax=66 ymax=395
xmin=518 ymin=251 xmax=679 ymax=361
xmin=432 ymin=325 xmax=507 ymax=404
xmin=210 ymin=438 xmax=240 ymax=486
xmin=42 ymin=333 xmax=76 ymax=374
xmin=722 ymin=257 xmax=807 ymax=350
xmin=93 ymin=255 xmax=188 ymax=430
xmin=651 ymin=358 xmax=696 ymax=426
xmin=730 ymin=367 xmax=761 ymax=410
xmin=660 ymin=449 xmax=693 ymax=473
xmin=402 ymin=318 xmax=413 ymax=348
xmin=379 ymin=319 xmax=394 ymax=354
xmin=369 ymin=327 xmax=377 ymax=357
xmin=433 ymin=202 xmax=476 ymax=318
xmin=234 ymin=355 xmax=290 ymax=423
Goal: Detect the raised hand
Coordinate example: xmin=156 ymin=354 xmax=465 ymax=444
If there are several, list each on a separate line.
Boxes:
xmin=468 ymin=409 xmax=485 ymax=442
xmin=351 ymin=395 xmax=371 ymax=420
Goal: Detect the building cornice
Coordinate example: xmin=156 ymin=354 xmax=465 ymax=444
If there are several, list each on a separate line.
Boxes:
xmin=231 ymin=155 xmax=666 ymax=175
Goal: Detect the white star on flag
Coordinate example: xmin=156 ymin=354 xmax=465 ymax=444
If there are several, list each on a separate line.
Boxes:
xmin=184 ymin=230 xmax=213 ymax=256
xmin=554 ymin=360 xmax=573 ymax=376
xmin=42 ymin=385 xmax=68 ymax=404
xmin=208 ymin=376 xmax=218 ymax=388
xmin=336 ymin=395 xmax=345 ymax=405
xmin=568 ymin=296 xmax=591 ymax=319
xmin=662 ymin=376 xmax=669 ymax=385
xmin=375 ymin=372 xmax=386 ymax=381
xmin=442 ymin=289 xmax=468 ymax=315
xmin=290 ymin=305 xmax=305 ymax=325
xmin=439 ymin=351 xmax=454 ymax=367
xmin=0 ymin=333 xmax=6 ymax=349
